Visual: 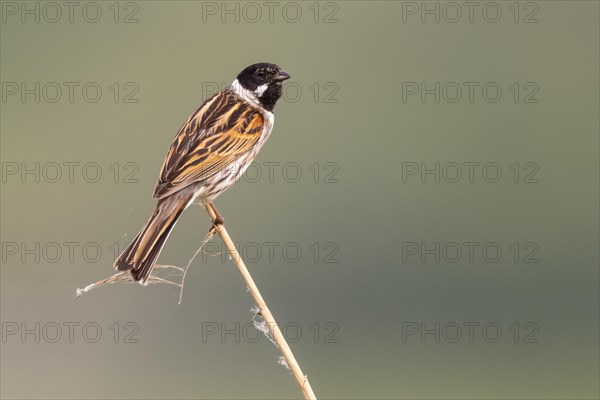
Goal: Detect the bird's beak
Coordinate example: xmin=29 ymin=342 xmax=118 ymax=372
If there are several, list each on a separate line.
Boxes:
xmin=275 ymin=70 xmax=291 ymax=81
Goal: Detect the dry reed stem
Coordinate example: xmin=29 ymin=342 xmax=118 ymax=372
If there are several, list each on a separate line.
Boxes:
xmin=74 ymin=204 xmax=317 ymax=399
xmin=205 ymin=203 xmax=317 ymax=400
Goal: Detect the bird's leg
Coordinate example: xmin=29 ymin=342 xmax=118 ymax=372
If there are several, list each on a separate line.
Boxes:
xmin=209 ymin=203 xmax=225 ymax=225
xmin=206 ymin=202 xmax=224 ymax=233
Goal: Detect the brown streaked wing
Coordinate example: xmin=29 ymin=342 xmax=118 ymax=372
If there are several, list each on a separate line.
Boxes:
xmin=153 ymin=90 xmax=265 ymax=199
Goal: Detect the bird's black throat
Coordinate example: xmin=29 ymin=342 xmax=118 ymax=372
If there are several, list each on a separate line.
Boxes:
xmin=259 ymin=82 xmax=283 ymax=112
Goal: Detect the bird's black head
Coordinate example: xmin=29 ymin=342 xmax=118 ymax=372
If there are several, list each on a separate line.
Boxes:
xmin=234 ymin=63 xmax=291 ymax=112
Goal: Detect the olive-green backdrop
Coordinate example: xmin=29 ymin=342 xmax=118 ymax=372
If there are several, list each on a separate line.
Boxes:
xmin=1 ymin=1 xmax=598 ymax=399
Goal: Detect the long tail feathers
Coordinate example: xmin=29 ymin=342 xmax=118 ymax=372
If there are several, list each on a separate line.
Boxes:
xmin=114 ymin=191 xmax=193 ymax=284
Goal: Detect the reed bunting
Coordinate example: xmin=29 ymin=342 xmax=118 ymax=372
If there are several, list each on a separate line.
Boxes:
xmin=114 ymin=63 xmax=290 ymax=284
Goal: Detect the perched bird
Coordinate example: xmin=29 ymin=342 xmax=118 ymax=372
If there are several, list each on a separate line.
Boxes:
xmin=114 ymin=63 xmax=290 ymax=284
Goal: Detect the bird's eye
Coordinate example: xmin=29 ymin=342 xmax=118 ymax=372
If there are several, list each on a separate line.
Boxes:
xmin=256 ymin=71 xmax=266 ymax=78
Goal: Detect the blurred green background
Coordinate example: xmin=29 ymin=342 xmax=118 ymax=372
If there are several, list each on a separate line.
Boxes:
xmin=1 ymin=1 xmax=598 ymax=399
